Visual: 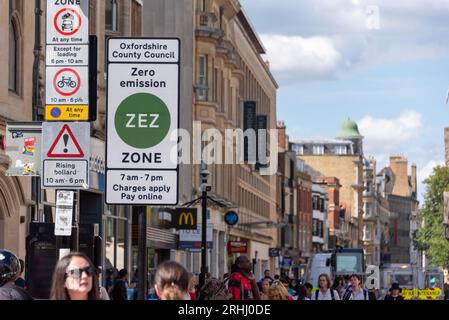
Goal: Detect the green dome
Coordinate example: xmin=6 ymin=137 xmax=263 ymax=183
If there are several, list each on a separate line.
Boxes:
xmin=337 ymin=118 xmax=363 ymax=139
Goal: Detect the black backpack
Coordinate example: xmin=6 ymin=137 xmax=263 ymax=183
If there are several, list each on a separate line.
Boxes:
xmin=315 ymin=288 xmax=335 ymax=300
xmin=342 ymin=287 xmax=368 ymax=300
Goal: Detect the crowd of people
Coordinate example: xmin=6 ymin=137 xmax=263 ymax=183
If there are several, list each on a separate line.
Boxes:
xmin=1 ymin=249 xmax=449 ymax=301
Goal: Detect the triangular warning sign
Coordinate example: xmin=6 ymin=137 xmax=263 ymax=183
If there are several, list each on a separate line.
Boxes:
xmin=47 ymin=124 xmax=84 ymax=158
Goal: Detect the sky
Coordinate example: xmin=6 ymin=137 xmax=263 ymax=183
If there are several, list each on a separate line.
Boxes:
xmin=241 ymin=0 xmax=449 ymax=202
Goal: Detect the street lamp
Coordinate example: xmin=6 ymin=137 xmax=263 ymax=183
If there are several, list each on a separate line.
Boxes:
xmin=199 ymin=162 xmax=211 ymax=288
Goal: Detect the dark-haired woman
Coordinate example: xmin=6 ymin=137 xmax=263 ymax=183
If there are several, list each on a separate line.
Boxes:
xmin=50 ymin=252 xmax=100 ymax=300
xmin=154 ymin=261 xmax=190 ymax=300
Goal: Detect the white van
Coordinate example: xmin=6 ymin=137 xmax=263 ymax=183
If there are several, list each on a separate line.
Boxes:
xmin=304 ymin=248 xmax=365 ymax=288
xmin=304 ymin=252 xmax=333 ymax=288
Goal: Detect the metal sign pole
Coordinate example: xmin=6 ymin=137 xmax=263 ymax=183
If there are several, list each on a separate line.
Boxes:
xmin=199 ymin=162 xmax=209 ymax=289
xmin=137 ymin=206 xmax=147 ymax=300
xmin=72 ymin=190 xmax=80 ymax=252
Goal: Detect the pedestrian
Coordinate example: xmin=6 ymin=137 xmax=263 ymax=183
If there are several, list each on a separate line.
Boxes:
xmin=312 ymin=273 xmax=340 ymax=300
xmin=49 ymin=252 xmax=99 ymax=300
xmin=444 ymin=283 xmax=449 ymax=300
xmin=384 ymin=283 xmax=404 ymax=301
xmin=105 ymin=268 xmax=115 ymax=296
xmin=227 ymin=256 xmax=261 ymax=300
xmin=341 ymin=274 xmax=368 ymax=300
xmin=268 ymin=281 xmax=290 ymax=300
xmin=200 ymin=278 xmax=231 ymax=300
xmin=295 ymin=284 xmax=307 ymax=301
xmin=14 ymin=259 xmax=26 ymax=289
xmin=368 ymin=287 xmax=377 ymax=300
xmin=0 ymin=249 xmax=33 ymax=300
xmin=188 ymin=273 xmax=199 ymax=300
xmin=154 ymin=261 xmax=190 ymax=300
xmin=110 ymin=268 xmax=129 ymax=300
xmin=99 ymin=285 xmax=110 ymax=300
xmin=259 ymin=278 xmax=272 ymax=300
xmin=259 ymin=269 xmax=274 ymax=283
xmin=280 ymin=276 xmax=296 ymax=300
xmin=333 ymin=276 xmax=346 ymax=298
xmin=304 ymin=282 xmax=313 ymax=300
xmin=147 ymin=280 xmax=159 ymax=300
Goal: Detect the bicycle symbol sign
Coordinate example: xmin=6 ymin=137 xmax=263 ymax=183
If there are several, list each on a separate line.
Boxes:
xmin=53 ymin=68 xmax=81 ymax=96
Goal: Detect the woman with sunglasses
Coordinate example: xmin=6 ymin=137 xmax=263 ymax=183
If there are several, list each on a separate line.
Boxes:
xmin=50 ymin=252 xmax=100 ymax=300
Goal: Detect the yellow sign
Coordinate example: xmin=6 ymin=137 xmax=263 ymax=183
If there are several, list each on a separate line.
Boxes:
xmin=179 ymin=212 xmax=195 ymax=226
xmin=45 ymin=105 xmax=89 ymax=121
xmin=402 ymin=288 xmax=442 ymax=300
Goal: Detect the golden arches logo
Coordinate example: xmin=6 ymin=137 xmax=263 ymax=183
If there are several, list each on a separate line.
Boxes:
xmin=179 ymin=212 xmax=195 ymax=226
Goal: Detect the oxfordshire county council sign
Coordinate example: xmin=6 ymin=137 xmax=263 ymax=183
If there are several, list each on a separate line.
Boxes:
xmin=106 ymin=38 xmax=180 ymax=205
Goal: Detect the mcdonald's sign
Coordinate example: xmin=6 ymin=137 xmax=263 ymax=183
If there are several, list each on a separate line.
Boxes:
xmin=169 ymin=208 xmax=198 ymax=230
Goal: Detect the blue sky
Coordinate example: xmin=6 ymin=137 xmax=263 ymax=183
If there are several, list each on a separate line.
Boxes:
xmin=241 ymin=0 xmax=449 ymax=201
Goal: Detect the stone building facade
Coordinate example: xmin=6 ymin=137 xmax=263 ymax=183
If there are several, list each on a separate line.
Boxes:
xmin=143 ymin=0 xmax=279 ymax=278
xmin=291 ymin=119 xmax=365 ymax=249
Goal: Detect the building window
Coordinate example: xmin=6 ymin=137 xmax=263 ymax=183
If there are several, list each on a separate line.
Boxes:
xmin=106 ymin=0 xmax=118 ymax=32
xmin=366 ymin=181 xmax=372 ymax=193
xmin=313 ymin=145 xmax=324 ymax=155
xmin=292 ymin=144 xmax=304 ymax=155
xmin=313 ymin=219 xmax=318 ymax=237
xmin=335 ymin=145 xmax=347 ymax=155
xmin=318 ymin=221 xmax=323 ymax=238
xmin=131 ymin=0 xmax=142 ymax=36
xmin=313 ymin=196 xmax=318 ymax=210
xmin=363 ymin=224 xmax=372 ymax=241
xmin=9 ymin=16 xmax=19 ymax=93
xmin=212 ymin=67 xmax=218 ymax=102
xmin=197 ymin=55 xmax=208 ymax=101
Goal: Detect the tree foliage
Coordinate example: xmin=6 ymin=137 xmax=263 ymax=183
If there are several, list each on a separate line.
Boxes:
xmin=414 ymin=166 xmax=449 ymax=268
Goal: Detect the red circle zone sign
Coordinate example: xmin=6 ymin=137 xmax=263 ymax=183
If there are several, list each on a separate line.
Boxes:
xmin=53 ymin=68 xmax=81 ymax=96
xmin=54 ymin=8 xmax=82 ymax=36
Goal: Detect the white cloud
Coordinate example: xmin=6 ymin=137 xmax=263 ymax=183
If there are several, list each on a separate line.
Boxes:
xmin=417 ymin=159 xmax=445 ymax=198
xmin=357 ymin=110 xmax=442 ymax=203
xmin=260 ymin=34 xmax=342 ymax=81
xmin=242 ymin=0 xmax=449 ymax=83
xmin=358 ymin=110 xmax=422 ymax=149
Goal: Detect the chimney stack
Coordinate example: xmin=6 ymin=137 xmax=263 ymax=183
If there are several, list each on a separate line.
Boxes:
xmin=390 ymin=155 xmax=409 ymax=197
xmin=277 ymin=121 xmax=287 ymax=151
xmin=411 ymin=164 xmax=417 ymax=197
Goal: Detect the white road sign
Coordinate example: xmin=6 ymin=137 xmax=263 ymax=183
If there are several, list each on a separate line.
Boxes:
xmin=55 ymin=206 xmax=73 ymax=236
xmin=46 ymin=66 xmax=89 ymax=105
xmin=45 ymin=0 xmax=89 ymax=121
xmin=46 ymin=0 xmax=89 ymax=45
xmin=56 ymin=190 xmax=74 ymax=207
xmin=106 ymin=170 xmax=178 ymax=204
xmin=42 ymin=122 xmax=90 ymax=189
xmin=108 ymin=38 xmax=180 ymax=63
xmin=106 ymin=38 xmax=180 ymax=205
xmin=46 ymin=44 xmax=89 ymax=66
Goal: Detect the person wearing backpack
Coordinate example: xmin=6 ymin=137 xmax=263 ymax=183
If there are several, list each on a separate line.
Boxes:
xmin=342 ymin=274 xmax=368 ymax=300
xmin=312 ymin=274 xmax=340 ymax=300
xmin=227 ymin=256 xmax=260 ymax=300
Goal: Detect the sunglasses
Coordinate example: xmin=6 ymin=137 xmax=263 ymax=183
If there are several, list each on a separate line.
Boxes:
xmin=66 ymin=266 xmax=95 ymax=279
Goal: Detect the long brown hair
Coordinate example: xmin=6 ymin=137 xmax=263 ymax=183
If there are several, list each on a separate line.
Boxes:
xmin=155 ymin=261 xmax=189 ymax=300
xmin=318 ymin=273 xmax=332 ymax=290
xmin=49 ymin=252 xmax=100 ymax=300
